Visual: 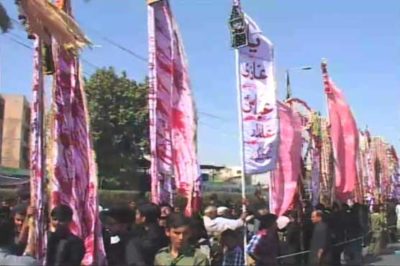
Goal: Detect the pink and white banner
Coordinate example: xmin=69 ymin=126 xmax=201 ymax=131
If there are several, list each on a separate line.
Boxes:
xmin=148 ymin=0 xmax=201 ymax=215
xmin=239 ymin=14 xmax=279 ymax=174
xmin=270 ymin=102 xmax=302 ymax=216
xmin=28 ymin=38 xmax=46 ymax=261
xmin=322 ymin=62 xmax=359 ymax=202
xmin=49 ymin=2 xmax=106 ymax=265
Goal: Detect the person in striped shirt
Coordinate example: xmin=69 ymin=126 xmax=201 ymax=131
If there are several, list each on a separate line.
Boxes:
xmin=246 ymin=214 xmax=279 ymax=266
xmin=220 ymin=229 xmax=244 ymax=266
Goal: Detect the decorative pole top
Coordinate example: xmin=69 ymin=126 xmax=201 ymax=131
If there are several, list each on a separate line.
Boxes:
xmin=321 ymin=58 xmax=328 ymax=74
xmin=147 ymin=0 xmax=162 ymax=5
xmin=229 ymin=1 xmax=248 ymax=48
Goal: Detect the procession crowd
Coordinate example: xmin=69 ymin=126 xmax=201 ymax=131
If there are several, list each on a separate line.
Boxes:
xmin=1 ymin=190 xmax=400 ymax=266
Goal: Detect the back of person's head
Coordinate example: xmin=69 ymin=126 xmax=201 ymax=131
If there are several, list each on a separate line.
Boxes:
xmin=137 ymin=202 xmax=161 ymax=224
xmin=221 ymin=229 xmax=240 ymax=248
xmin=102 ymin=207 xmax=134 ymax=224
xmin=166 ymin=213 xmax=190 ymax=229
xmin=259 ymin=213 xmax=277 ymax=230
xmin=189 ymin=216 xmax=208 ymax=240
xmin=51 ymin=204 xmax=73 ymax=222
xmin=13 ymin=203 xmax=27 ymax=216
xmin=173 ymin=195 xmax=188 ymax=213
xmin=0 ymin=215 xmax=14 ymax=246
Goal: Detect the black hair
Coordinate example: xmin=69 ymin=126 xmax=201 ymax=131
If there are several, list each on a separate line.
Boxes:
xmin=189 ymin=216 xmax=208 ymax=240
xmin=102 ymin=207 xmax=134 ymax=224
xmin=173 ymin=196 xmax=188 ymax=212
xmin=221 ymin=229 xmax=238 ymax=241
xmin=313 ymin=210 xmax=324 ymax=218
xmin=51 ymin=204 xmax=73 ymax=222
xmin=0 ymin=216 xmax=14 ymax=246
xmin=259 ymin=214 xmax=277 ymax=230
xmin=137 ymin=203 xmax=161 ymax=224
xmin=13 ymin=203 xmax=27 ymax=216
xmin=166 ymin=213 xmax=190 ymax=229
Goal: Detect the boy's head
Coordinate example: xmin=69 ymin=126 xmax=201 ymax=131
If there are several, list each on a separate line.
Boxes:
xmin=12 ymin=203 xmax=27 ymax=233
xmin=311 ymin=210 xmax=323 ymax=224
xmin=135 ymin=203 xmax=161 ymax=225
xmin=50 ymin=204 xmax=73 ymax=230
xmin=159 ymin=203 xmax=173 ymax=228
xmin=165 ymin=213 xmax=191 ymax=251
xmin=259 ymin=213 xmax=277 ymax=230
xmin=221 ymin=229 xmax=240 ymax=250
xmin=102 ymin=207 xmax=134 ymax=235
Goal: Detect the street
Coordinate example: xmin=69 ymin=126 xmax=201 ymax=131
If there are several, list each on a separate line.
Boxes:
xmin=365 ymin=243 xmax=400 ymax=266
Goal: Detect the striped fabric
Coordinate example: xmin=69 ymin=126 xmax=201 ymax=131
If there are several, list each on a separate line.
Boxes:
xmin=27 ymin=38 xmax=46 ymax=262
xmin=148 ymin=0 xmax=201 ymax=215
xmin=222 ymin=246 xmax=245 ymax=266
xmin=48 ymin=0 xmax=106 ymax=265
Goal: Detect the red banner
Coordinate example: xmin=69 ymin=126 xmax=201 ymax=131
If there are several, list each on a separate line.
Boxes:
xmin=322 ymin=61 xmax=359 ymax=202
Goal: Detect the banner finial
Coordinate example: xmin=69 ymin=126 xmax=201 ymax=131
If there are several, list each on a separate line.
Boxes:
xmin=321 ymin=58 xmax=328 ymax=74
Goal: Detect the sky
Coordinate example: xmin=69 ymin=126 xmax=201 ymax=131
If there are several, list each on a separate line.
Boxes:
xmin=1 ymin=0 xmax=399 ymax=166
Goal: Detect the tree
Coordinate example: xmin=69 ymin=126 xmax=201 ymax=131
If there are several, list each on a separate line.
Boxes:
xmin=84 ymin=67 xmax=149 ymax=190
xmin=0 ymin=3 xmax=11 ymax=33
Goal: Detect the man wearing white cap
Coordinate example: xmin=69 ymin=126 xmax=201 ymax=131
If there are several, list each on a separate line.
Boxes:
xmin=203 ymin=206 xmax=247 ymax=237
xmin=217 ymin=206 xmax=230 ymax=218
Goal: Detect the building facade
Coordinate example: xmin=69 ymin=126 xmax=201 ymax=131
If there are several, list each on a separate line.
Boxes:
xmin=1 ymin=95 xmax=30 ymax=169
xmin=0 ymin=96 xmax=4 ymax=163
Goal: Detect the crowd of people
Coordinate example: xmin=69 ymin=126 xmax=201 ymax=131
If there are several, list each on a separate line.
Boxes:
xmin=1 ymin=190 xmax=400 ymax=266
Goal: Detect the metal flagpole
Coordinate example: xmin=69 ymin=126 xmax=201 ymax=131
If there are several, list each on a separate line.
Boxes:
xmin=235 ymin=45 xmax=250 ymax=266
xmin=235 ymin=48 xmax=247 ymax=215
xmin=230 ymin=0 xmax=248 ymax=264
xmin=321 ymin=58 xmax=336 ymax=204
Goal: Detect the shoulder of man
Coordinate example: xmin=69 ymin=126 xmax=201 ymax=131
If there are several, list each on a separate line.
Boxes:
xmin=194 ymin=248 xmax=208 ymax=259
xmin=154 ymin=247 xmax=171 ymax=265
xmin=67 ymin=234 xmax=84 ymax=244
xmin=155 ymin=246 xmax=170 ymax=257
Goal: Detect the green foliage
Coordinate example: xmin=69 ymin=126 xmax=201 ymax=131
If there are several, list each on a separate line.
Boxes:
xmin=84 ymin=67 xmax=149 ymax=189
xmin=99 ymin=189 xmax=141 ymax=207
xmin=0 ymin=3 xmax=11 ymax=33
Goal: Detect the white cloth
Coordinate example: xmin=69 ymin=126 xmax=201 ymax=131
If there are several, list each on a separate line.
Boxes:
xmin=396 ymin=204 xmax=400 ymax=229
xmin=277 ymin=216 xmax=290 ymax=230
xmin=203 ymin=216 xmax=244 ymax=236
xmin=0 ymin=248 xmax=38 ymax=266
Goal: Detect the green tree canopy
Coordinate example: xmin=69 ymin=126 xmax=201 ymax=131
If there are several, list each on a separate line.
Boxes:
xmin=85 ymin=67 xmax=149 ymax=189
xmin=0 ymin=3 xmax=11 ymax=33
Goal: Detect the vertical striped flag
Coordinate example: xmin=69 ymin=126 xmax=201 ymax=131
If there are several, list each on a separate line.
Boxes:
xmin=322 ymin=61 xmax=359 ymax=202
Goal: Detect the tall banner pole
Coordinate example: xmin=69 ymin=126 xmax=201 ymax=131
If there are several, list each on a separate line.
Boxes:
xmin=235 ymin=47 xmax=248 ymax=266
xmin=321 ymin=58 xmax=336 ymax=204
xmin=230 ymin=0 xmax=248 ymax=264
xmin=235 ymin=48 xmax=247 ymax=215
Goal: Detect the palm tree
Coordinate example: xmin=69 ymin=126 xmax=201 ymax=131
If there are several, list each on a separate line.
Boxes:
xmin=0 ymin=2 xmax=11 ymax=33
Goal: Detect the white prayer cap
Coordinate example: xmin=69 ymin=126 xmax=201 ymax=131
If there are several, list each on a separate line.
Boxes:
xmin=277 ymin=216 xmax=290 ymax=230
xmin=204 ymin=206 xmax=217 ymax=214
xmin=217 ymin=206 xmax=229 ymax=215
